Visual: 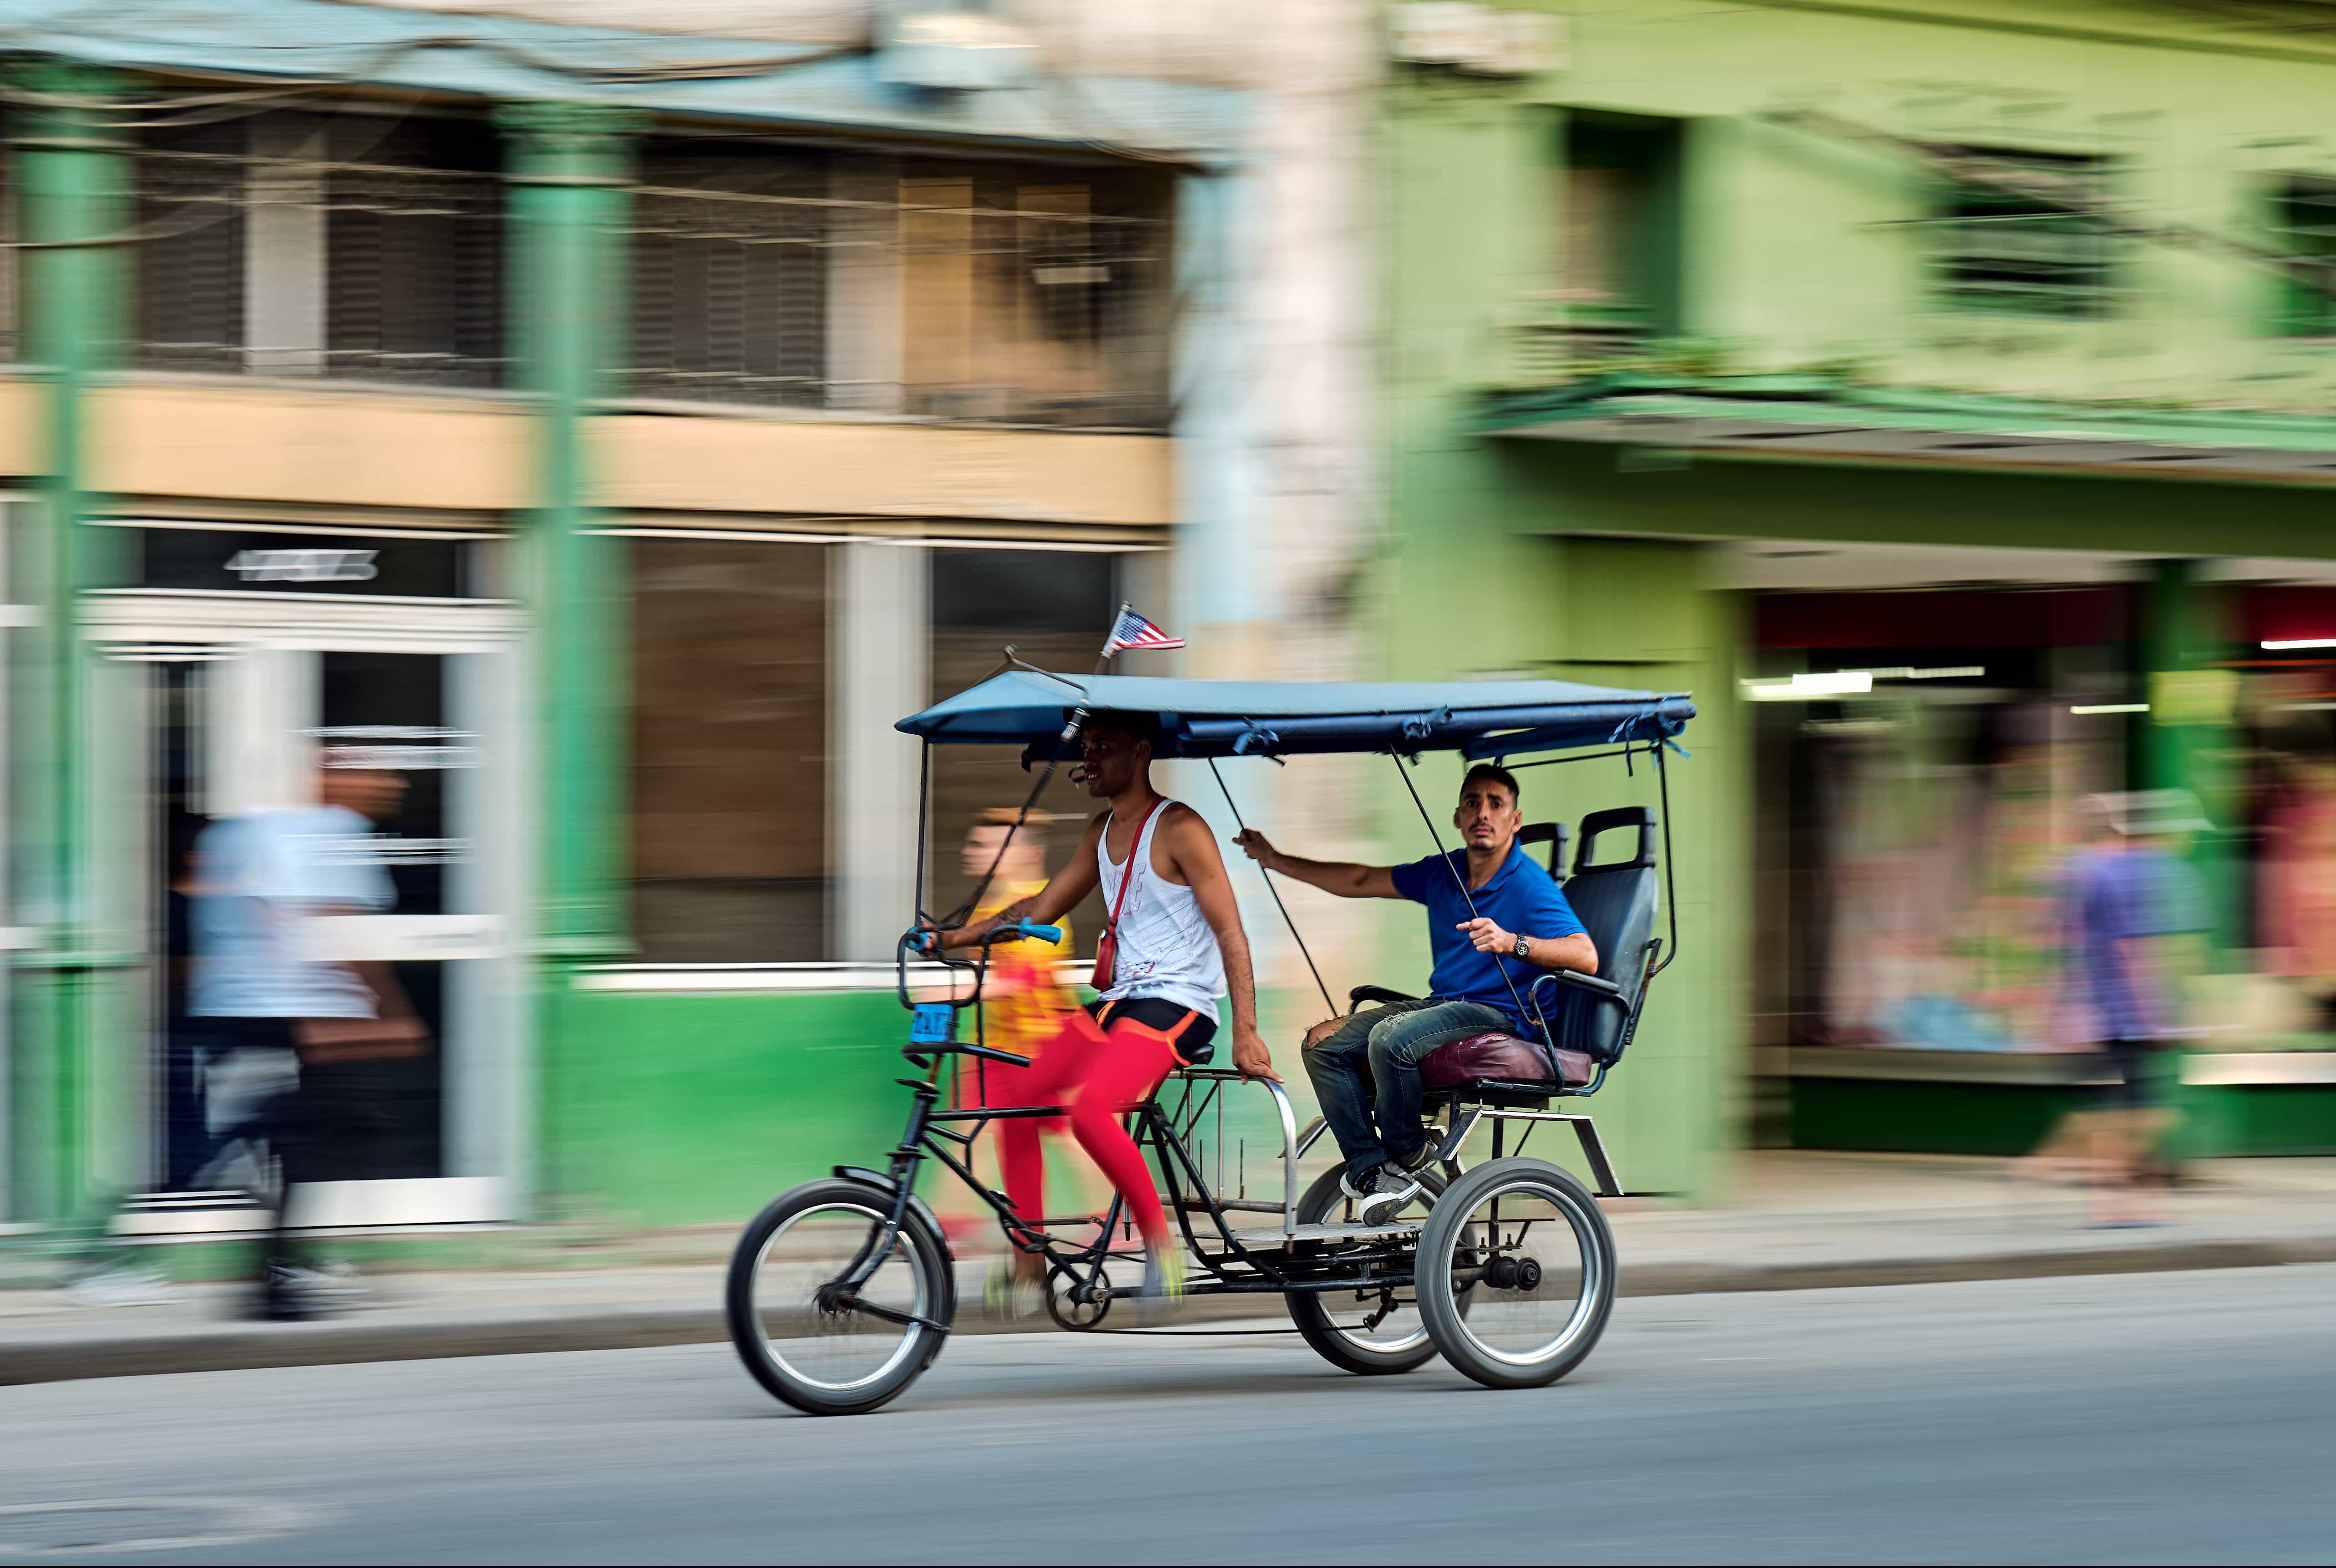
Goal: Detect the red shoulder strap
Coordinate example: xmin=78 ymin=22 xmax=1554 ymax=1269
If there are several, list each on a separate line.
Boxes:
xmin=1104 ymin=798 xmax=1169 ymax=933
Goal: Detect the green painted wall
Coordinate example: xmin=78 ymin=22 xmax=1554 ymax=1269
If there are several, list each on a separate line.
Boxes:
xmin=1486 ymin=0 xmax=2336 ymax=411
xmin=1383 ymin=57 xmax=1760 ymax=1202
xmin=545 ymin=987 xmax=915 ymax=1228
xmin=544 ymin=983 xmax=1306 ymax=1229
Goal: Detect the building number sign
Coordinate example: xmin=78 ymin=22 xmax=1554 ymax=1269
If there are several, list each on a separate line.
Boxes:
xmin=226 ymin=547 xmax=381 ymax=584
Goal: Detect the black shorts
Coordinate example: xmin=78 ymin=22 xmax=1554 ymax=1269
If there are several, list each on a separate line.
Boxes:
xmin=1086 ymin=996 xmax=1217 ymax=1066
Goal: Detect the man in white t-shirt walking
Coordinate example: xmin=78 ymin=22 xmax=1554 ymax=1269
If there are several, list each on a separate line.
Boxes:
xmin=192 ymin=755 xmax=429 ymax=1320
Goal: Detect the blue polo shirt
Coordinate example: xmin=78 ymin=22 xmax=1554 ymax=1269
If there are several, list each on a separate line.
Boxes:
xmin=1391 ymin=843 xmax=1589 ymax=1031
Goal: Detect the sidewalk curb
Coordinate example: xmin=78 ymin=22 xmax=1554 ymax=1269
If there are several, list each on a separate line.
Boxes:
xmin=1615 ymin=1237 xmax=2336 ymax=1297
xmin=10 ymin=1239 xmax=2335 ymax=1387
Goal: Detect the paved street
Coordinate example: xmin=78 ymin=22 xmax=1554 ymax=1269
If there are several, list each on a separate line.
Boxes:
xmin=5 ymin=1265 xmax=2333 ymax=1565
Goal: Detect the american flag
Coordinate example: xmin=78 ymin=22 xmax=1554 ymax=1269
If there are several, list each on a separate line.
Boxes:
xmin=1103 ymin=605 xmax=1185 ymax=656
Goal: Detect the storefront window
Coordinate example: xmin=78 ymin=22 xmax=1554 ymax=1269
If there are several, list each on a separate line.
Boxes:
xmin=1756 ymin=591 xmax=2128 ymax=1053
xmin=1799 ymin=694 xmax=2119 ymax=1051
xmin=630 ymin=537 xmax=829 ymax=961
xmin=2241 ymin=654 xmax=2336 ymax=1043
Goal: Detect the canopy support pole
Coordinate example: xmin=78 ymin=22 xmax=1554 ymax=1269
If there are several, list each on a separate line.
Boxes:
xmin=1206 ymin=759 xmax=1336 ymax=1017
xmin=1652 ymin=742 xmax=1681 ymax=978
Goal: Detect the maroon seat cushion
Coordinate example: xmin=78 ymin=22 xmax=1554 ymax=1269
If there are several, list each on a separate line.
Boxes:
xmin=1419 ymin=1032 xmax=1593 ymax=1090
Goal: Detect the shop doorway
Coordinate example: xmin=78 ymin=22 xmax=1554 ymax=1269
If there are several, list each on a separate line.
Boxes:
xmin=91 ymin=531 xmax=525 ymax=1231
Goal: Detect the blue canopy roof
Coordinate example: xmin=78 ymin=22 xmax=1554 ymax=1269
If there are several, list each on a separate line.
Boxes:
xmin=897 ymin=671 xmax=1695 ymax=761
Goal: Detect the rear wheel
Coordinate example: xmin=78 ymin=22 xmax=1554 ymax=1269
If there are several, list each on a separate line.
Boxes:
xmin=1418 ymin=1158 xmax=1612 ymax=1390
xmin=726 ymin=1179 xmax=954 ymax=1416
xmin=1284 ymin=1162 xmax=1454 ymax=1375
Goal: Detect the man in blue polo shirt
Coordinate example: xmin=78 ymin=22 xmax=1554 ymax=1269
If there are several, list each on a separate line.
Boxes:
xmin=1235 ymin=763 xmax=1596 ymax=1221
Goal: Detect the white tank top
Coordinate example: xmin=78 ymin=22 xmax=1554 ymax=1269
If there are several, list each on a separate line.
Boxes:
xmin=1096 ymin=801 xmax=1225 ymax=1021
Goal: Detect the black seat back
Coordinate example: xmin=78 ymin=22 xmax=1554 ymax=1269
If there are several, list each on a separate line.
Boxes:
xmin=1516 ymin=821 xmax=1569 ymax=876
xmin=1553 ymin=807 xmax=1658 ymax=1065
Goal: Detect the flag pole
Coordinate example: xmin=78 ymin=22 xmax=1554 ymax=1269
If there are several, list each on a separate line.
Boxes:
xmin=1093 ymin=600 xmax=1132 ymax=675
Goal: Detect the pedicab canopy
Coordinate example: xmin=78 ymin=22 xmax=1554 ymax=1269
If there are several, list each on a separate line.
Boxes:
xmin=897 ymin=672 xmax=1695 ymax=762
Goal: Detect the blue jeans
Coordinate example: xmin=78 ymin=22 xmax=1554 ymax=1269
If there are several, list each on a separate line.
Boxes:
xmin=1301 ymin=1000 xmax=1510 ymax=1175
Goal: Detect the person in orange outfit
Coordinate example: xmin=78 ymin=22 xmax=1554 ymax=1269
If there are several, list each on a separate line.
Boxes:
xmin=937 ymin=809 xmax=1079 ymax=1301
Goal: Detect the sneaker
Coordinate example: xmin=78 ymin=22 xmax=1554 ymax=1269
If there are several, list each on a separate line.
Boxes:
xmin=247 ymin=1262 xmax=365 ymax=1321
xmin=983 ymin=1260 xmax=1044 ymax=1320
xmin=51 ymin=1263 xmax=185 ymax=1309
xmin=1339 ymin=1163 xmax=1422 ymax=1226
xmin=1137 ymin=1244 xmax=1186 ymax=1318
xmin=1391 ymin=1133 xmax=1445 ymax=1175
xmin=283 ymin=1261 xmax=370 ymax=1304
xmin=248 ymin=1276 xmax=326 ymax=1322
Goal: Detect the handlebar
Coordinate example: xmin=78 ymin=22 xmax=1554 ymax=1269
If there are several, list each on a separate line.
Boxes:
xmin=896 ymin=919 xmax=1064 ymax=1020
xmin=985 ymin=920 xmax=1063 ymax=946
xmin=901 ymin=920 xmax=1062 ymax=957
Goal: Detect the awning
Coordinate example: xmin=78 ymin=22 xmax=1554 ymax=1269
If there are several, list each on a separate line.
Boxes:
xmin=1482 ymin=376 xmax=2336 ymax=485
xmin=898 ymin=670 xmax=1695 ymax=760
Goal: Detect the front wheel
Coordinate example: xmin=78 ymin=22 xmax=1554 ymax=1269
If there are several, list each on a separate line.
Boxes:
xmin=726 ymin=1178 xmax=954 ymax=1416
xmin=1418 ymin=1158 xmax=1613 ymax=1390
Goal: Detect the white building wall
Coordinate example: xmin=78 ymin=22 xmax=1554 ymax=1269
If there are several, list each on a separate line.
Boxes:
xmin=1173 ymin=0 xmax=1383 ymax=1018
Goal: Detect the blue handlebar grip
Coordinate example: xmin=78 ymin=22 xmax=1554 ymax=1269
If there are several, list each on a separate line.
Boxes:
xmin=1014 ymin=922 xmax=1064 ymax=945
xmin=904 ymin=928 xmax=938 ymax=955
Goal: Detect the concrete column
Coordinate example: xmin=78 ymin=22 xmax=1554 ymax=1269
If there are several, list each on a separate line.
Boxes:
xmin=1166 ymin=0 xmax=1379 ymax=1027
xmin=6 ymin=62 xmax=132 ymax=1221
xmin=208 ymin=646 xmax=315 ymax=815
xmin=2140 ymin=558 xmax=2241 ymax=951
xmin=831 ymin=540 xmax=927 ymax=962
xmin=499 ymin=101 xmax=641 ymax=961
xmin=825 ymin=155 xmax=903 ymax=414
xmin=501 ymin=101 xmax=639 ymax=1216
xmin=243 ymin=114 xmax=327 ymax=376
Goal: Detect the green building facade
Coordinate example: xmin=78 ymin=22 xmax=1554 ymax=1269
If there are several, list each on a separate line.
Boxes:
xmin=1376 ymin=0 xmax=2336 ymax=1183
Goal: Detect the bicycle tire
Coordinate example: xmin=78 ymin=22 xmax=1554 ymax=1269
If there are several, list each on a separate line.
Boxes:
xmin=726 ymin=1178 xmax=955 ymax=1416
xmin=1284 ymin=1163 xmax=1449 ymax=1376
xmin=1418 ymin=1157 xmax=1613 ymax=1391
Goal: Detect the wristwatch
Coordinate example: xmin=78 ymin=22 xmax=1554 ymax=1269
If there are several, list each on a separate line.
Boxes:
xmin=1511 ymin=931 xmax=1532 ymax=960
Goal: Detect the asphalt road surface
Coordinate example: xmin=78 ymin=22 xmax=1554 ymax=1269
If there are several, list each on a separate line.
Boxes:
xmin=6 ymin=1265 xmax=2334 ymax=1565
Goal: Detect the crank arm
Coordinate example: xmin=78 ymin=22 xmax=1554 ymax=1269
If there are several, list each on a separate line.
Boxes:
xmin=832 ymin=1295 xmax=952 ymax=1335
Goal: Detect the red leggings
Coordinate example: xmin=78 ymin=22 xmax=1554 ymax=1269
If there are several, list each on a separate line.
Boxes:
xmin=998 ymin=1006 xmax=1188 ymax=1249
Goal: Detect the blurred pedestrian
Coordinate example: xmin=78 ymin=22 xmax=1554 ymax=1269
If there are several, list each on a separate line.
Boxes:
xmin=48 ymin=812 xmax=218 ymax=1308
xmin=2034 ymin=791 xmax=2209 ymax=1226
xmin=191 ymin=752 xmax=430 ymax=1320
xmin=162 ymin=809 xmax=232 ymax=1191
xmin=937 ymin=809 xmax=1079 ymax=1315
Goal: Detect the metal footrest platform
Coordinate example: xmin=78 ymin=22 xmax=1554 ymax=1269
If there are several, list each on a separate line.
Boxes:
xmin=1228 ymin=1220 xmax=1423 ymax=1246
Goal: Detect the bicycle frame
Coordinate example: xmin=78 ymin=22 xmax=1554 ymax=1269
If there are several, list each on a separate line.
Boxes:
xmin=858 ymin=1054 xmax=1444 ymax=1310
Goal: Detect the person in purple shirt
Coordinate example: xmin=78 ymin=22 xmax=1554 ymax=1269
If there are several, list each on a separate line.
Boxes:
xmin=1236 ymin=764 xmax=1598 ymax=1222
xmin=2056 ymin=791 xmax=2209 ymax=1224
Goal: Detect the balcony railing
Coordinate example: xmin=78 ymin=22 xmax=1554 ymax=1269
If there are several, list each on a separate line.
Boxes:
xmin=625 ymin=173 xmax=1174 ymax=430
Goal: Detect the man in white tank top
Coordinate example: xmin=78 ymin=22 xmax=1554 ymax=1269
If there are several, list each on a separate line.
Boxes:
xmin=935 ymin=710 xmax=1269 ymax=1306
